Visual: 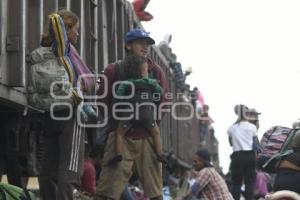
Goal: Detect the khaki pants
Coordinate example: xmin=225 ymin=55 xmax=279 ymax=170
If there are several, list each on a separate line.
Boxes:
xmin=95 ymin=132 xmax=162 ymax=200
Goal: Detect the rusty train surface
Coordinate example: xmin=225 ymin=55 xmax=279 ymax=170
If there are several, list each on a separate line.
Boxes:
xmin=0 ymin=0 xmax=219 ymax=180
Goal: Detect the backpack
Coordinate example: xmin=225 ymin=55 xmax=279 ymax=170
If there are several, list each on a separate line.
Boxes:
xmin=27 ymin=47 xmax=75 ymax=111
xmin=114 ymin=59 xmax=160 ymax=111
xmin=27 ymin=14 xmax=83 ymax=111
xmin=0 ymin=183 xmax=36 ymax=200
xmin=113 ymin=60 xmax=160 ymax=121
xmin=257 ymin=126 xmax=299 ymax=173
xmin=120 ymin=80 xmax=159 ymax=125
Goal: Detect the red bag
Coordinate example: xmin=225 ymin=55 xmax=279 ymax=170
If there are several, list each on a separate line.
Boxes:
xmin=132 ymin=0 xmax=153 ymax=21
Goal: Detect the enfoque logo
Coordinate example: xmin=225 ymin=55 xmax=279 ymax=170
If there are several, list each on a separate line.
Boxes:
xmin=49 ymin=74 xmax=203 ymax=127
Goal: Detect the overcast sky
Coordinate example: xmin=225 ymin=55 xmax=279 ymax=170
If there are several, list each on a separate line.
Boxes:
xmin=130 ymin=0 xmax=300 ymax=173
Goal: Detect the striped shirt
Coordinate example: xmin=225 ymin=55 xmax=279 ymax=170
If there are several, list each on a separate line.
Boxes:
xmin=191 ymin=167 xmax=233 ymax=200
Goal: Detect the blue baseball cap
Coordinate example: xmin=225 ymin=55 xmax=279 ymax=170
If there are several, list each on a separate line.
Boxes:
xmin=125 ymin=29 xmax=155 ymax=45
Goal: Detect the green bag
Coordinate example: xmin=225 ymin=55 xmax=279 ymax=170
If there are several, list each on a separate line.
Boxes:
xmin=0 ymin=183 xmax=36 ymax=200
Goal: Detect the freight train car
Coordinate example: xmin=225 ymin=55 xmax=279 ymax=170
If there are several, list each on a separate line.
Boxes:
xmin=0 ymin=0 xmax=219 ymax=185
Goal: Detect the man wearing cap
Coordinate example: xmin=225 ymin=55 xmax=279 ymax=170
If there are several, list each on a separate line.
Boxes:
xmin=227 ymin=105 xmax=257 ymax=200
xmin=95 ymin=28 xmax=168 ymax=200
xmin=183 ymin=149 xmax=233 ymax=200
xmin=247 ymin=108 xmax=261 ymax=130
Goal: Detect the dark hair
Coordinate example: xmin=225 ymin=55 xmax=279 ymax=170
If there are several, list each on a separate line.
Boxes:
xmin=123 ymin=55 xmax=147 ymax=79
xmin=196 ymin=149 xmax=212 ymax=167
xmin=89 ymin=144 xmax=105 ymax=159
xmin=196 ymin=149 xmax=211 ymax=162
xmin=41 ymin=9 xmax=79 ymax=46
xmin=234 ymin=104 xmax=248 ymax=124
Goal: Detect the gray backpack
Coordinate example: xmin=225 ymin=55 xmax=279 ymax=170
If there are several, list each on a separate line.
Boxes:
xmin=27 ymin=47 xmax=75 ymax=111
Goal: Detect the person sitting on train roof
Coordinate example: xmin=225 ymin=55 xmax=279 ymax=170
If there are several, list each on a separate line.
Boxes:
xmin=80 ymin=143 xmax=103 ymax=196
xmin=95 ymin=28 xmax=168 ymax=200
xmin=183 ymin=149 xmax=234 ymax=200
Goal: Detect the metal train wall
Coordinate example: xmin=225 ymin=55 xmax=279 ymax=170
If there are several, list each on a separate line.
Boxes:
xmin=0 ymin=0 xmax=220 ymax=180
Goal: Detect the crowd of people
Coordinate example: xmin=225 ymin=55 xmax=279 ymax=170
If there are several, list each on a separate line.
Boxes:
xmin=172 ymin=103 xmax=300 ymax=200
xmin=34 ymin=9 xmax=168 ymax=200
xmin=1 ymin=8 xmax=167 ymax=200
xmin=226 ymin=104 xmax=300 ymax=200
xmin=1 ymin=6 xmax=300 ymax=200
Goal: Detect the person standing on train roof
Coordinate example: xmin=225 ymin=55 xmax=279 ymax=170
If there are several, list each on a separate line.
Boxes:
xmin=37 ymin=10 xmax=95 ymax=200
xmin=227 ymin=104 xmax=257 ymax=200
xmin=95 ymin=28 xmax=168 ymax=200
